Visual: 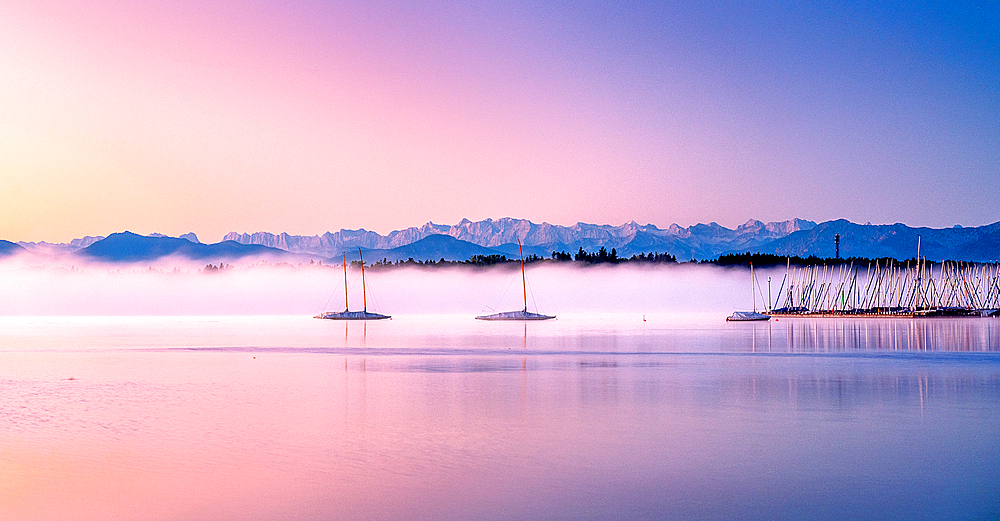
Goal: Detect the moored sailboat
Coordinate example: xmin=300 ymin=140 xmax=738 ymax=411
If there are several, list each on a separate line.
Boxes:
xmin=727 ymin=262 xmax=770 ymax=321
xmin=315 ymin=249 xmax=390 ymax=320
xmin=726 ymin=310 xmax=770 ymax=321
xmin=476 ymin=239 xmax=554 ymax=321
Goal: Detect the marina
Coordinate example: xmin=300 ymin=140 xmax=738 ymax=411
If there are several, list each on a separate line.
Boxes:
xmin=763 ymin=259 xmax=1000 ymax=318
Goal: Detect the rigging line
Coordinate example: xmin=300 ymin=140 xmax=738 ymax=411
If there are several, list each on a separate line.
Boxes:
xmin=774 ymin=274 xmax=787 ymax=310
xmin=319 ymin=262 xmax=341 ymax=313
xmin=320 ymin=288 xmax=335 ymax=315
xmin=525 ymin=271 xmax=543 ymax=314
xmin=366 ymin=277 xmax=385 ymax=313
xmin=488 ymin=267 xmax=519 ymax=312
xmin=356 ymin=253 xmax=385 ymax=313
xmin=359 ymin=248 xmax=367 ymax=312
xmin=753 ymin=267 xmax=766 ymax=312
xmin=345 ymin=269 xmax=367 ymax=310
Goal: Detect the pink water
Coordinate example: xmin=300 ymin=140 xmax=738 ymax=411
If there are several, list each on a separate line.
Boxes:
xmin=1 ymin=315 xmax=998 ymax=520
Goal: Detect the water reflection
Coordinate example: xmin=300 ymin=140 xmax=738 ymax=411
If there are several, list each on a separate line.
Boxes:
xmin=707 ymin=368 xmax=1000 ymax=412
xmin=3 ymin=315 xmax=998 ymax=354
xmin=775 ymin=318 xmax=1000 ymax=352
xmin=327 ymin=316 xmax=1000 ymax=355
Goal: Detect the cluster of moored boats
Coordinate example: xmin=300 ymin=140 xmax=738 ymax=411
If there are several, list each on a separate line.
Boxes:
xmin=728 ymin=258 xmax=1000 ymax=321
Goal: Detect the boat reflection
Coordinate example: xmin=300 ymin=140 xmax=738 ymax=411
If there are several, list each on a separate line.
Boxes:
xmin=777 ymin=318 xmax=1000 ymax=352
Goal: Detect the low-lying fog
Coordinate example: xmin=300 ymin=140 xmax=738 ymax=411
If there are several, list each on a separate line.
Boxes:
xmin=0 ymin=254 xmax=771 ymax=318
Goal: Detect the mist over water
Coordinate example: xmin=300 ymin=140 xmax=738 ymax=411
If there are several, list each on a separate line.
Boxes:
xmin=0 ymin=255 xmax=762 ymax=318
xmin=3 ymin=257 xmax=1000 ymax=356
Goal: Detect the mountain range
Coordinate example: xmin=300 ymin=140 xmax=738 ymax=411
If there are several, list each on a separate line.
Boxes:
xmin=223 ymin=218 xmax=820 ymax=261
xmin=79 ymin=231 xmax=303 ymax=263
xmin=5 ymin=218 xmax=1000 ymax=263
xmin=755 ymin=219 xmax=1000 ymax=261
xmin=225 ymin=217 xmax=1000 ymax=262
xmin=0 ymin=240 xmax=26 ymax=257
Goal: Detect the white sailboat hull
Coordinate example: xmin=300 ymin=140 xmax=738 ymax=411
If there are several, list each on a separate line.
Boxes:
xmin=315 ymin=249 xmax=390 ymax=320
xmin=726 ymin=311 xmax=770 ymax=321
xmin=476 ymin=310 xmax=555 ymax=321
xmin=315 ymin=310 xmax=390 ymax=320
xmin=476 ymin=239 xmax=555 ymax=321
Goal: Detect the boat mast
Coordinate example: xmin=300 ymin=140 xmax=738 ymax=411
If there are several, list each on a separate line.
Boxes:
xmin=359 ymin=248 xmax=367 ymax=313
xmin=519 ymin=239 xmax=527 ymax=313
xmin=343 ymin=253 xmax=349 ymax=311
xmin=751 ymin=262 xmax=756 ymax=312
xmin=916 ymin=235 xmax=922 ymax=309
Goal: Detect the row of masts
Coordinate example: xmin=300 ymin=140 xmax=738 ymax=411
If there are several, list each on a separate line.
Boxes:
xmin=760 ymin=258 xmax=1000 ymax=316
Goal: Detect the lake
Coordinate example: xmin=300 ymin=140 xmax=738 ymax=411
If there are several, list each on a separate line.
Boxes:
xmin=1 ymin=313 xmax=998 ymax=520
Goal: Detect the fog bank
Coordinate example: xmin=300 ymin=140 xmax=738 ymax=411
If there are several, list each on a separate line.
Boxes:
xmin=0 ymin=257 xmax=768 ymax=317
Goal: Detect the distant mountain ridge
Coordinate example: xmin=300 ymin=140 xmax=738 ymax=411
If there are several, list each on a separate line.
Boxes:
xmin=63 ymin=231 xmax=509 ymax=264
xmin=79 ymin=232 xmax=306 ymax=263
xmin=18 ymin=233 xmax=198 ymax=254
xmin=0 ymin=240 xmax=27 ymax=257
xmin=4 ymin=218 xmax=999 ymax=264
xmin=16 ymin=235 xmax=106 ymax=254
xmin=756 ymin=219 xmax=1000 ymax=262
xmin=224 ymin=217 xmax=819 ymax=260
xmin=224 ymin=217 xmax=1000 ymax=262
xmin=343 ymin=234 xmax=508 ymax=263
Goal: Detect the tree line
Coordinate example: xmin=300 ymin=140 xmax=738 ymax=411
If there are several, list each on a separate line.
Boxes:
xmin=363 ymin=249 xmax=953 ymax=269
xmin=712 ymin=252 xmax=949 ymax=268
xmin=359 ymin=247 xmax=678 ymax=268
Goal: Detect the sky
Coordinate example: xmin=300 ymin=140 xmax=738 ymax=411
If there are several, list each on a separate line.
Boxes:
xmin=1 ymin=0 xmax=997 ymax=243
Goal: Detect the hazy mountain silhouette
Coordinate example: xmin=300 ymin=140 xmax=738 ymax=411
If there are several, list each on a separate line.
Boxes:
xmin=0 ymin=240 xmax=27 ymax=257
xmin=343 ymin=234 xmax=507 ymax=263
xmin=225 ymin=217 xmax=818 ymax=260
xmin=753 ymin=220 xmax=1000 ymax=262
xmin=80 ymin=232 xmax=306 ymax=263
xmin=8 ymin=218 xmax=1000 ymax=264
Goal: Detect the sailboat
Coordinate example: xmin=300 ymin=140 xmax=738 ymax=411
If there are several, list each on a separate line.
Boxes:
xmin=727 ymin=262 xmax=770 ymax=321
xmin=315 ymin=248 xmax=390 ymax=320
xmin=476 ymin=239 xmax=555 ymax=321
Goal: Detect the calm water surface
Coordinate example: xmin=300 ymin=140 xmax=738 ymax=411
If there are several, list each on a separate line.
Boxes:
xmin=1 ymin=314 xmax=999 ymax=520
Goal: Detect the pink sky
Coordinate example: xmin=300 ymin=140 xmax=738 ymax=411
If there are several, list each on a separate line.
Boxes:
xmin=2 ymin=1 xmax=997 ymax=242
